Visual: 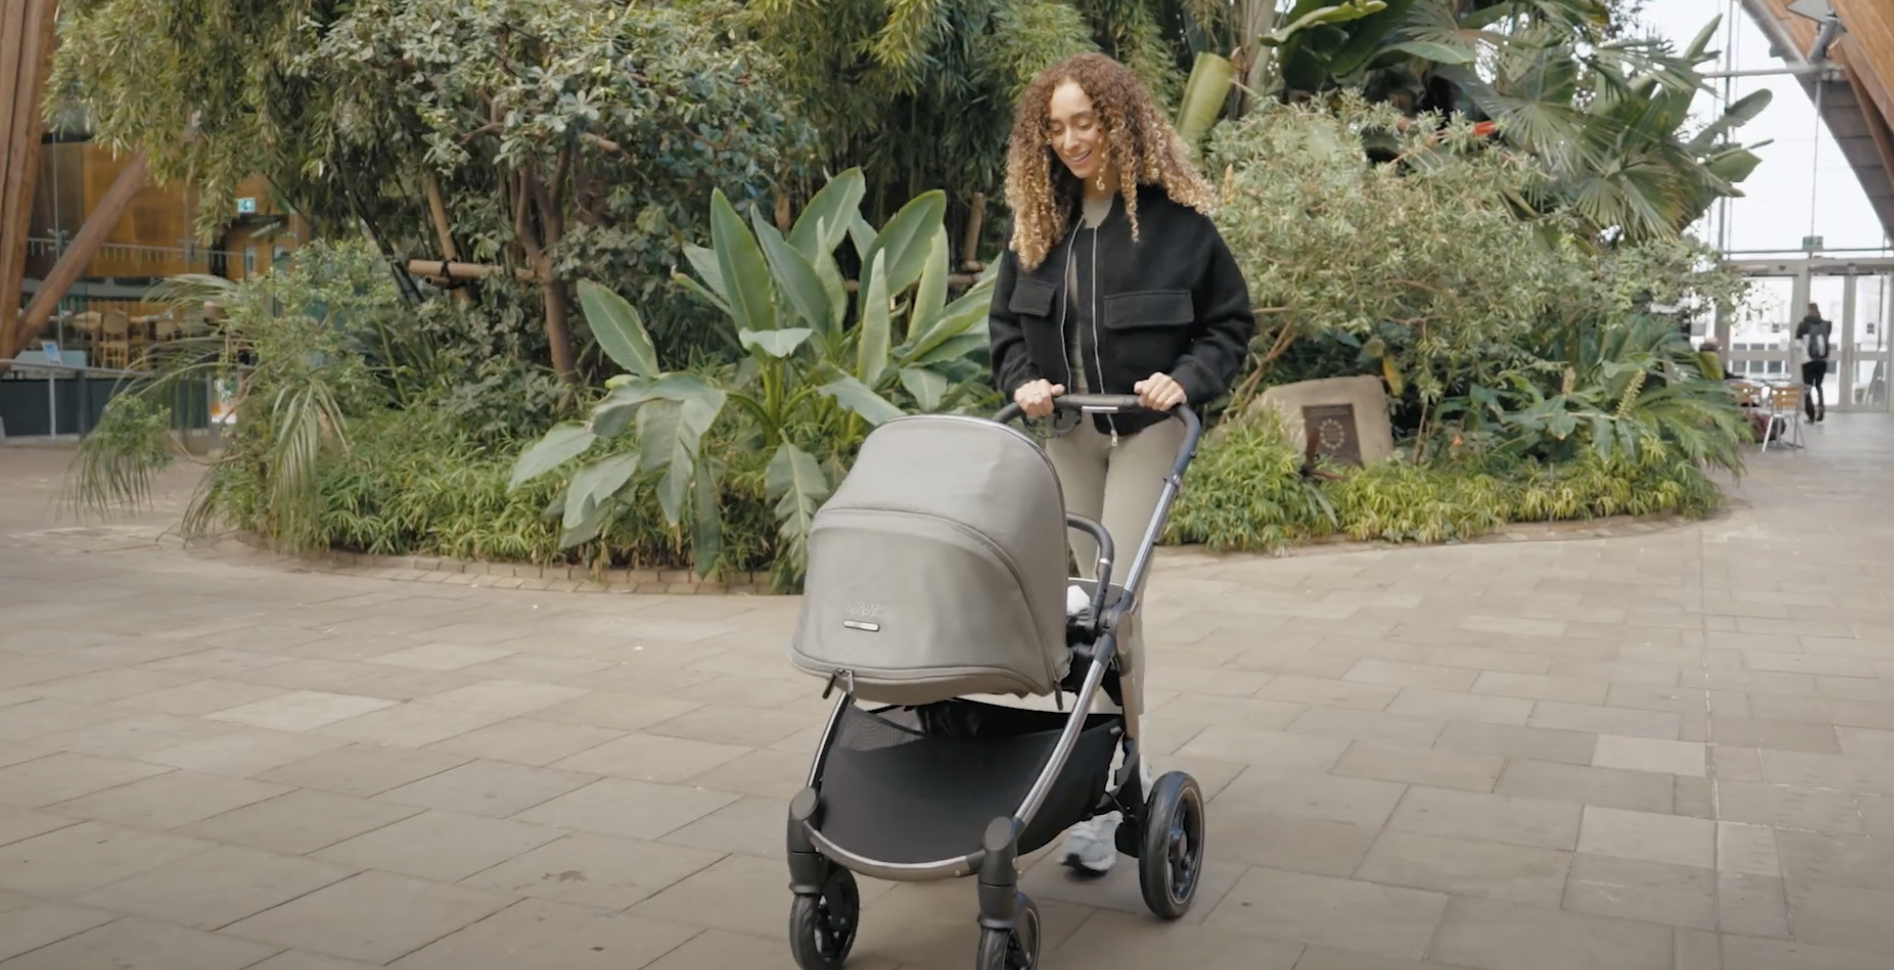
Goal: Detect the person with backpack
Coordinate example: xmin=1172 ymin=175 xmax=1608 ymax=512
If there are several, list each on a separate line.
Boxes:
xmin=1795 ymin=302 xmax=1835 ymax=422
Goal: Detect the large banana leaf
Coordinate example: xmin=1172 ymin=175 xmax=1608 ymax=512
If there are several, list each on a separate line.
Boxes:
xmin=859 ymin=190 xmax=947 ymax=302
xmin=1177 ymin=51 xmax=1235 ymax=151
xmin=751 ymin=209 xmax=835 ymax=335
xmin=709 ymin=189 xmax=777 ymax=333
xmin=575 ymin=279 xmax=659 ymax=379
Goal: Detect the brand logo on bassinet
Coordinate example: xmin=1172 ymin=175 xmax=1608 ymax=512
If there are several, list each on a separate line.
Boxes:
xmin=842 ymin=602 xmax=883 ymax=633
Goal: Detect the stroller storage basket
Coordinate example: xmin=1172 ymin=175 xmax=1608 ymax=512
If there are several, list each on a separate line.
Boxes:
xmin=817 ymin=700 xmax=1121 ymax=866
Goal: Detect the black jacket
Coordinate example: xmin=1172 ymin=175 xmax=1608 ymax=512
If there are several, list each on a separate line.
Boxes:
xmin=987 ymin=183 xmax=1256 ymax=435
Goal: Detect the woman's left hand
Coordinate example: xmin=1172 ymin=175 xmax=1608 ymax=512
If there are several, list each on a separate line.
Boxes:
xmin=1134 ymin=373 xmax=1186 ymax=411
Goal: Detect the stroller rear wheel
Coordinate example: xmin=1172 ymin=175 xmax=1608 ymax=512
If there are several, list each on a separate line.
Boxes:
xmin=1138 ymin=771 xmax=1206 ymax=920
xmin=789 ymin=866 xmax=860 ymax=970
xmin=975 ymin=891 xmax=1041 ymax=970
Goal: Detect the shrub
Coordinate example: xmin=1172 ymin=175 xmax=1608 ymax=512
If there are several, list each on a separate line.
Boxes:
xmin=1164 ymin=405 xmax=1726 ymax=555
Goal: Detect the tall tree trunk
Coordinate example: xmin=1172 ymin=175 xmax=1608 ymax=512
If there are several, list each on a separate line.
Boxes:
xmin=513 ymin=168 xmax=576 ymax=382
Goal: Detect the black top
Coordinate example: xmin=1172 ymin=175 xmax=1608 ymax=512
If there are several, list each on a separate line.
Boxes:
xmin=987 ymin=184 xmax=1257 ymax=436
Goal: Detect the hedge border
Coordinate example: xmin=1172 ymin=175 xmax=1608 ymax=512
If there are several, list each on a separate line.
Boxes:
xmin=193 ymin=505 xmax=1720 ymax=595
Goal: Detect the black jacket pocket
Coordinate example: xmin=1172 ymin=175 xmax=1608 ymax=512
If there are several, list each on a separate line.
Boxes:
xmin=1008 ymin=277 xmax=1057 ymax=317
xmin=1101 ymin=289 xmax=1193 ymax=329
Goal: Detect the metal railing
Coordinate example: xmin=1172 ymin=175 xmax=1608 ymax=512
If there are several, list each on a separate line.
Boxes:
xmin=0 ymin=357 xmax=214 ymax=442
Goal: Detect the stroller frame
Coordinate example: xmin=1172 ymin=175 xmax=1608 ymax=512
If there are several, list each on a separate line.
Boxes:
xmin=786 ymin=395 xmax=1208 ymax=970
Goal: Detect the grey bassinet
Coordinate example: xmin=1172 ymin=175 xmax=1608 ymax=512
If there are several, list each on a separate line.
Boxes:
xmin=787 ymin=414 xmax=1071 ymax=705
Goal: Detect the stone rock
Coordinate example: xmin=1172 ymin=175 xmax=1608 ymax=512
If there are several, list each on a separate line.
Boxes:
xmin=1253 ymin=375 xmax=1395 ymax=466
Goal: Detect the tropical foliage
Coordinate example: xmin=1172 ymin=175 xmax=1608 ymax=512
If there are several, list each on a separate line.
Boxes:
xmin=53 ymin=0 xmax=819 ymax=378
xmin=506 ymin=171 xmax=998 ymax=589
xmin=52 ymin=0 xmax=1765 ymax=581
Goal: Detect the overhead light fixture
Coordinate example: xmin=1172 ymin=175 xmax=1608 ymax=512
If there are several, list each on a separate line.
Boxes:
xmin=1786 ymin=0 xmax=1844 ymax=63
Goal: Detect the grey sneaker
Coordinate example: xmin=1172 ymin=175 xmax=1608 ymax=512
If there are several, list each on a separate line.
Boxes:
xmin=1060 ymin=812 xmax=1121 ymax=876
xmin=1060 ymin=760 xmax=1153 ymax=877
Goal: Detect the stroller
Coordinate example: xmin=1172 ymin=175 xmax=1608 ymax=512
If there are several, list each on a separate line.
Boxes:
xmin=783 ymin=394 xmax=1209 ymax=970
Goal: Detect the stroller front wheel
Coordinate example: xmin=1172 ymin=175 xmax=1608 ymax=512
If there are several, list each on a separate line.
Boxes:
xmin=789 ymin=866 xmax=860 ymax=970
xmin=1139 ymin=771 xmax=1207 ymax=920
xmin=975 ymin=891 xmax=1041 ymax=970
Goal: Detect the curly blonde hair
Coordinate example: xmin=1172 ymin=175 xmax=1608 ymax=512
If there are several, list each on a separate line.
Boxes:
xmin=1003 ymin=52 xmax=1217 ymax=271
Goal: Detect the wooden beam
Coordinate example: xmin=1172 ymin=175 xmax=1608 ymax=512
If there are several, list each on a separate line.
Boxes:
xmin=1843 ymin=60 xmax=1894 ymax=212
xmin=6 ymin=151 xmax=148 ymax=358
xmin=1 ymin=0 xmax=56 ymax=348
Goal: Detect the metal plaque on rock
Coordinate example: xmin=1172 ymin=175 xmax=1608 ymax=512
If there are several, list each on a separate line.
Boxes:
xmin=1303 ymin=403 xmax=1362 ymax=466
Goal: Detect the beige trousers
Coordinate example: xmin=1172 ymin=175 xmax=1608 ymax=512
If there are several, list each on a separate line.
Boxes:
xmin=1045 ymin=415 xmax=1184 ymax=718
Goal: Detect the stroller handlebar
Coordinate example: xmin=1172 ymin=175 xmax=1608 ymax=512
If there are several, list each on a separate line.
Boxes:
xmin=992 ymin=394 xmax=1203 ymax=471
xmin=991 ymin=393 xmax=1204 ymax=606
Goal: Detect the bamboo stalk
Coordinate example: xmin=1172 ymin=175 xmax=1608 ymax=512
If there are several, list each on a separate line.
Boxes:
xmin=421 ymin=172 xmax=471 ymax=304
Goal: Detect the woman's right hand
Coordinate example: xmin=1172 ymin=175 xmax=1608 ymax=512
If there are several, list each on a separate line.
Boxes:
xmin=1014 ymin=379 xmax=1065 ymax=418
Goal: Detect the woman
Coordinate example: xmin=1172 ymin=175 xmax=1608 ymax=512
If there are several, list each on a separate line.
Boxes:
xmin=987 ymin=52 xmax=1256 ymax=876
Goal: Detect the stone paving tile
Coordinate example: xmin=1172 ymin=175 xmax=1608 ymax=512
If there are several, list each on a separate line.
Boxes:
xmin=1354 ymin=830 xmax=1571 ymax=907
xmin=374 ymin=760 xmax=596 ymax=818
xmin=0 ymin=752 xmax=172 ymax=807
xmin=850 ymin=875 xmax=1088 ymax=968
xmin=1045 ymin=910 xmax=1304 ymax=969
xmin=46 ymin=769 xmax=292 ymax=830
xmin=36 ymin=711 xmax=239 ymax=759
xmin=0 ymin=805 xmax=77 ymax=849
xmin=1213 ymin=768 xmax=1407 ymax=828
xmin=422 ymin=718 xmax=622 ymax=767
xmin=1717 ymin=780 xmax=1864 ymax=834
xmin=1430 ymin=721 xmax=1596 ymax=766
xmin=632 ymin=852 xmax=884 ymax=940
xmin=1492 ymin=758 xmax=1675 ymax=813
xmin=645 ymin=929 xmax=904 ymax=970
xmin=388 ymin=899 xmax=699 ymax=970
xmin=255 ymin=743 xmax=471 ymax=797
xmin=1330 ymin=741 xmax=1504 ymax=792
xmin=456 ymin=831 xmax=722 ymax=910
xmin=1386 ymin=786 xmax=1582 ymax=851
xmin=1428 ymin=896 xmax=1672 ymax=970
xmin=0 ymin=902 xmax=118 ymax=962
xmin=1205 ymin=809 xmax=1378 ymax=877
xmin=547 ymin=732 xmax=749 ymax=783
xmin=176 ymin=788 xmax=420 ymax=854
xmin=1204 ymin=866 xmax=1448 ymax=960
xmin=0 ymin=915 xmax=283 ymax=970
xmin=513 ymin=778 xmax=738 ymax=841
xmin=0 ymin=821 xmax=214 ymax=897
xmin=311 ymin=810 xmax=565 ymax=882
xmin=311 ymin=702 xmax=507 ymax=748
xmin=1561 ymin=853 xmax=1717 ymax=930
xmin=204 ymin=690 xmax=397 ymax=732
xmin=73 ymin=843 xmax=357 ymax=930
xmin=220 ymin=870 xmax=515 ymax=964
xmin=241 ymin=952 xmax=383 ymax=970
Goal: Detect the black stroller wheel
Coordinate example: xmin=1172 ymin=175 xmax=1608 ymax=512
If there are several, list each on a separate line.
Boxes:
xmin=789 ymin=866 xmax=860 ymax=970
xmin=974 ymin=892 xmax=1040 ymax=970
xmin=1139 ymin=771 xmax=1206 ymax=920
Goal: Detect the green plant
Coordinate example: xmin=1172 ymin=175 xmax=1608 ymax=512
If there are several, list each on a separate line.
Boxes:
xmin=54 ymin=0 xmax=819 ymax=379
xmin=1446 ymin=311 xmax=1749 ymax=478
xmin=509 ymin=169 xmax=998 ymax=590
xmin=1163 ymin=406 xmax=1336 ymax=552
xmin=62 ymin=241 xmax=392 ymax=551
xmin=1163 ymin=401 xmax=1726 ymax=554
xmin=1209 ymin=98 xmax=1581 ymax=428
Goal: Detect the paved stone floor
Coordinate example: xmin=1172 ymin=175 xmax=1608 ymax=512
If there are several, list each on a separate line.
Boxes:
xmin=3 ymin=414 xmax=1894 ymax=969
